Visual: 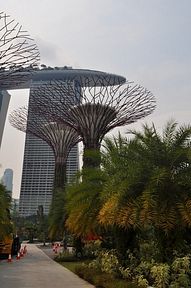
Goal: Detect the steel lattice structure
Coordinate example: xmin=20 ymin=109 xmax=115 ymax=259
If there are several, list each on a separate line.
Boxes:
xmin=0 ymin=11 xmax=40 ymax=88
xmin=31 ymin=75 xmax=156 ymax=167
xmin=9 ymin=106 xmax=81 ymax=190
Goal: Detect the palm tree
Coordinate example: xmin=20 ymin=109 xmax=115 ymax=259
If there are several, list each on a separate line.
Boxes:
xmin=98 ymin=120 xmax=191 ymax=259
xmin=65 ymin=167 xmax=105 ymax=238
xmin=48 ymin=188 xmax=67 ymax=240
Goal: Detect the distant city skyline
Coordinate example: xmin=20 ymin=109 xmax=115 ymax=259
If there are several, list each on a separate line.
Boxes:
xmin=0 ymin=0 xmax=191 ymax=198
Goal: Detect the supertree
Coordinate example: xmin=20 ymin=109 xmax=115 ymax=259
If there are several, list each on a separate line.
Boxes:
xmin=0 ymin=11 xmax=40 ymax=89
xmin=31 ymin=75 xmax=156 ymax=168
xmin=9 ymin=106 xmax=81 ymax=191
xmin=9 ymin=105 xmax=81 ymax=237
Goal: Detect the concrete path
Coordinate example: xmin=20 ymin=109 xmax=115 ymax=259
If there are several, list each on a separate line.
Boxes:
xmin=0 ymin=244 xmax=94 ymax=288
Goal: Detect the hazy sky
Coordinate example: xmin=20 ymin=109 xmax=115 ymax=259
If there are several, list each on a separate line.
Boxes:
xmin=0 ymin=0 xmax=190 ymax=198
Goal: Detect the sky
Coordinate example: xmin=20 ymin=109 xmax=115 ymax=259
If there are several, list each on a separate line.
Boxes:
xmin=0 ymin=0 xmax=190 ymax=198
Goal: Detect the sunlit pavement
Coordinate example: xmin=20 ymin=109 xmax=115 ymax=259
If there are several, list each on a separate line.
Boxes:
xmin=0 ymin=244 xmax=94 ymax=288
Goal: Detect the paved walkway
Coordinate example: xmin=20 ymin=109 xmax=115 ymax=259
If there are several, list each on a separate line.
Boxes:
xmin=0 ymin=244 xmax=94 ymax=288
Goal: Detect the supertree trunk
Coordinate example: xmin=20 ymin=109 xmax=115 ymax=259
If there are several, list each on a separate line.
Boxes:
xmin=82 ymin=144 xmax=101 ymax=169
xmin=53 ymin=160 xmax=67 ymax=192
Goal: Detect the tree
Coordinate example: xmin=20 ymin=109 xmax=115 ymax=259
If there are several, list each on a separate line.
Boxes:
xmin=9 ymin=106 xmax=81 ymax=239
xmin=0 ymin=184 xmax=12 ymax=239
xmin=65 ymin=166 xmax=105 ymax=238
xmin=99 ymin=120 xmax=191 ymax=259
xmin=48 ymin=188 xmax=66 ymax=240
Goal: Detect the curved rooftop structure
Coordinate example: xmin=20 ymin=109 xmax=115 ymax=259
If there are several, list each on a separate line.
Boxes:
xmin=1 ymin=67 xmax=126 ymax=90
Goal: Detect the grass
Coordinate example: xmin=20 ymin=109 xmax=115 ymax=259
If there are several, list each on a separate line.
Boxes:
xmin=60 ymin=260 xmax=89 ymax=273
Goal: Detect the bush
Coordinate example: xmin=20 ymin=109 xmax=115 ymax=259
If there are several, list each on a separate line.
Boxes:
xmin=170 ymin=256 xmax=191 ymax=287
xmin=150 ymin=263 xmax=170 ymax=288
xmin=99 ymin=249 xmax=120 ymax=275
xmin=83 ymin=240 xmax=102 ymax=258
xmin=75 ymin=264 xmax=137 ymax=288
xmin=136 ymin=275 xmax=149 ymax=288
xmin=59 ymin=243 xmax=191 ymax=288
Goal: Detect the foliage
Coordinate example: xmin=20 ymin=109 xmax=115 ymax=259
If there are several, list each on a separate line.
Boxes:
xmin=12 ymin=213 xmax=49 ymax=243
xmin=59 ymin=120 xmax=191 ymax=287
xmin=98 ymin=120 xmax=191 ymax=262
xmin=0 ymin=184 xmax=12 ymax=239
xmin=83 ymin=239 xmax=102 ymax=258
xmin=136 ymin=275 xmax=149 ymax=288
xmin=55 ymin=249 xmax=79 ymax=262
xmin=93 ymin=249 xmax=120 ymax=275
xmin=65 ymin=167 xmax=105 ymax=237
xmin=74 ymin=265 xmax=137 ymax=288
xmin=58 ymin=223 xmax=191 ymax=287
xmin=85 ymin=246 xmax=191 ymax=287
xmin=99 ymin=121 xmax=191 ymax=233
xmin=48 ymin=188 xmax=66 ymax=240
xmin=150 ymin=263 xmax=170 ymax=288
xmin=170 ymin=256 xmax=191 ymax=287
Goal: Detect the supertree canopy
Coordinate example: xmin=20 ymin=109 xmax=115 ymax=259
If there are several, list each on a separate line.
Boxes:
xmin=32 ymin=74 xmax=156 ymax=167
xmin=9 ymin=106 xmax=81 ymax=190
xmin=0 ymin=11 xmax=40 ymax=88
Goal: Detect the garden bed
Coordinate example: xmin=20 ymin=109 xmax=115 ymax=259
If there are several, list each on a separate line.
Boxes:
xmin=58 ymin=259 xmax=136 ymax=288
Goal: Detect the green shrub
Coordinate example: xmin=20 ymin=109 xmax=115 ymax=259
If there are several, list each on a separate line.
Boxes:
xmin=75 ymin=264 xmax=137 ymax=288
xmin=139 ymin=239 xmax=160 ymax=262
xmin=87 ymin=249 xmax=121 ymax=276
xmin=61 ymin=244 xmax=191 ymax=288
xmin=171 ymin=256 xmax=190 ymax=274
xmin=136 ymin=275 xmax=149 ymax=288
xmin=83 ymin=240 xmax=102 ymax=258
xmin=151 ymin=263 xmax=170 ymax=288
xmin=100 ymin=249 xmax=119 ymax=274
xmin=169 ymin=256 xmax=191 ymax=287
xmin=135 ymin=260 xmax=154 ymax=279
xmin=119 ymin=266 xmax=132 ymax=280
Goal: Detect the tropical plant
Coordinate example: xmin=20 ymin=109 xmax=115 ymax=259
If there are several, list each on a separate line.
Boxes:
xmin=0 ymin=184 xmax=12 ymax=239
xmin=65 ymin=167 xmax=105 ymax=238
xmin=150 ymin=263 xmax=170 ymax=288
xmin=48 ymin=188 xmax=66 ymax=240
xmin=98 ymin=120 xmax=191 ymax=259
